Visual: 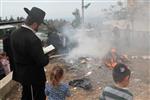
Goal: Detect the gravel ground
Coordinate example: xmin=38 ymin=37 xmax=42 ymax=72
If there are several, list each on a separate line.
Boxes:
xmin=5 ymin=56 xmax=150 ymax=100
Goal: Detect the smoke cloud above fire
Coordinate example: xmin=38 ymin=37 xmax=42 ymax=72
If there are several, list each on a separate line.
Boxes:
xmin=62 ymin=1 xmax=149 ymax=60
xmin=62 ymin=24 xmax=113 ymax=59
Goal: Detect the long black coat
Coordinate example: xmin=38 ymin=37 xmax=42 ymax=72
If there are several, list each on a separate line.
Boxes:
xmin=10 ymin=27 xmax=49 ymax=84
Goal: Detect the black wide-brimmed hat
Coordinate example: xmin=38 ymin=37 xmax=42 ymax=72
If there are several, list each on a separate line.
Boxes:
xmin=24 ymin=7 xmax=46 ymax=24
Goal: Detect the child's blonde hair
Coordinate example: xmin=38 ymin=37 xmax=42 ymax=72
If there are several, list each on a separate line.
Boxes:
xmin=50 ymin=64 xmax=64 ymax=86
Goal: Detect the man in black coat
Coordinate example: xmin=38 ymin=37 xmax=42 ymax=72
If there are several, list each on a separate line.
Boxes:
xmin=10 ymin=7 xmax=49 ymax=100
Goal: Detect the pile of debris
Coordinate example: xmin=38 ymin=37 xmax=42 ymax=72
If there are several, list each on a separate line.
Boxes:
xmin=69 ymin=78 xmax=92 ymax=90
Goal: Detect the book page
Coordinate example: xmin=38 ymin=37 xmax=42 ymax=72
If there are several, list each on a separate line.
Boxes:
xmin=43 ymin=45 xmax=55 ymax=54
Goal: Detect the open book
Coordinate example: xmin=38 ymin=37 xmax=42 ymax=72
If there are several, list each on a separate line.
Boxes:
xmin=43 ymin=45 xmax=55 ymax=54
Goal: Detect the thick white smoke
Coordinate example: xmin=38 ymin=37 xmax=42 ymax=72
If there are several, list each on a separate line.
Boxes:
xmin=61 ymin=1 xmax=150 ymax=60
xmin=62 ymin=24 xmax=112 ymax=59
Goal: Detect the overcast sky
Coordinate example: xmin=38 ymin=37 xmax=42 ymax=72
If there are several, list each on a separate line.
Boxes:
xmin=0 ymin=0 xmax=126 ymax=20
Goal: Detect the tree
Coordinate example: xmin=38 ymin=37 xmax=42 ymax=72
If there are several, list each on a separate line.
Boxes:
xmin=102 ymin=1 xmax=129 ymax=20
xmin=72 ymin=9 xmax=81 ymax=28
xmin=4 ymin=17 xmax=8 ymax=22
xmin=17 ymin=16 xmax=20 ymax=21
xmin=84 ymin=3 xmax=91 ymax=9
xmin=0 ymin=17 xmax=2 ymax=22
xmin=9 ymin=16 xmax=15 ymax=21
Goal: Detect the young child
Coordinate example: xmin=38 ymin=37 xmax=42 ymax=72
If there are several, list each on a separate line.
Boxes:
xmin=45 ymin=65 xmax=71 ymax=100
xmin=100 ymin=63 xmax=133 ymax=100
xmin=0 ymin=52 xmax=10 ymax=75
xmin=0 ymin=62 xmax=5 ymax=80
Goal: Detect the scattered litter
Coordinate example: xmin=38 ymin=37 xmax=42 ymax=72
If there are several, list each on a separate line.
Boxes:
xmin=97 ymin=81 xmax=100 ymax=84
xmin=134 ymin=79 xmax=141 ymax=83
xmin=148 ymin=56 xmax=150 ymax=59
xmin=131 ymin=56 xmax=138 ymax=59
xmin=99 ymin=87 xmax=102 ymax=90
xmin=142 ymin=56 xmax=147 ymax=60
xmin=79 ymin=57 xmax=89 ymax=64
xmin=80 ymin=60 xmax=87 ymax=64
xmin=73 ymin=87 xmax=77 ymax=90
xmin=84 ymin=71 xmax=92 ymax=77
xmin=131 ymin=55 xmax=150 ymax=60
xmin=122 ymin=54 xmax=128 ymax=59
xmin=86 ymin=57 xmax=93 ymax=61
xmin=69 ymin=60 xmax=74 ymax=64
xmin=131 ymin=71 xmax=134 ymax=74
xmin=87 ymin=64 xmax=92 ymax=68
xmin=69 ymin=78 xmax=92 ymax=90
xmin=142 ymin=56 xmax=150 ymax=60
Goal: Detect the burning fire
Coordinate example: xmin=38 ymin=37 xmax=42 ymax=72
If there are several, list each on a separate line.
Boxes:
xmin=103 ymin=48 xmax=129 ymax=69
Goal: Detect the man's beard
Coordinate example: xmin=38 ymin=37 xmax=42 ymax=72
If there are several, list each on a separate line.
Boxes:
xmin=34 ymin=24 xmax=40 ymax=32
xmin=34 ymin=27 xmax=39 ymax=32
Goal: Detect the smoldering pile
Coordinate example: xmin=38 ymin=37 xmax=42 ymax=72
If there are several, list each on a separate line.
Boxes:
xmin=48 ymin=54 xmax=113 ymax=91
xmin=47 ymin=45 xmax=150 ymax=93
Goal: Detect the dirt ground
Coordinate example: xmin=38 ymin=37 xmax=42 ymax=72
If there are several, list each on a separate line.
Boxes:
xmin=5 ymin=55 xmax=150 ymax=100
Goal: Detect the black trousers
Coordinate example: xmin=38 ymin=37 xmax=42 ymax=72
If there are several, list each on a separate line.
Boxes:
xmin=21 ymin=83 xmax=46 ymax=100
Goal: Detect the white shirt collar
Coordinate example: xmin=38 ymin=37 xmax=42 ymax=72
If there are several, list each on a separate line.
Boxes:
xmin=22 ymin=24 xmax=36 ymax=33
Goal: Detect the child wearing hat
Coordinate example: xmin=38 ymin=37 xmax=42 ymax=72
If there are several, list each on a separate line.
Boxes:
xmin=99 ymin=63 xmax=133 ymax=100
